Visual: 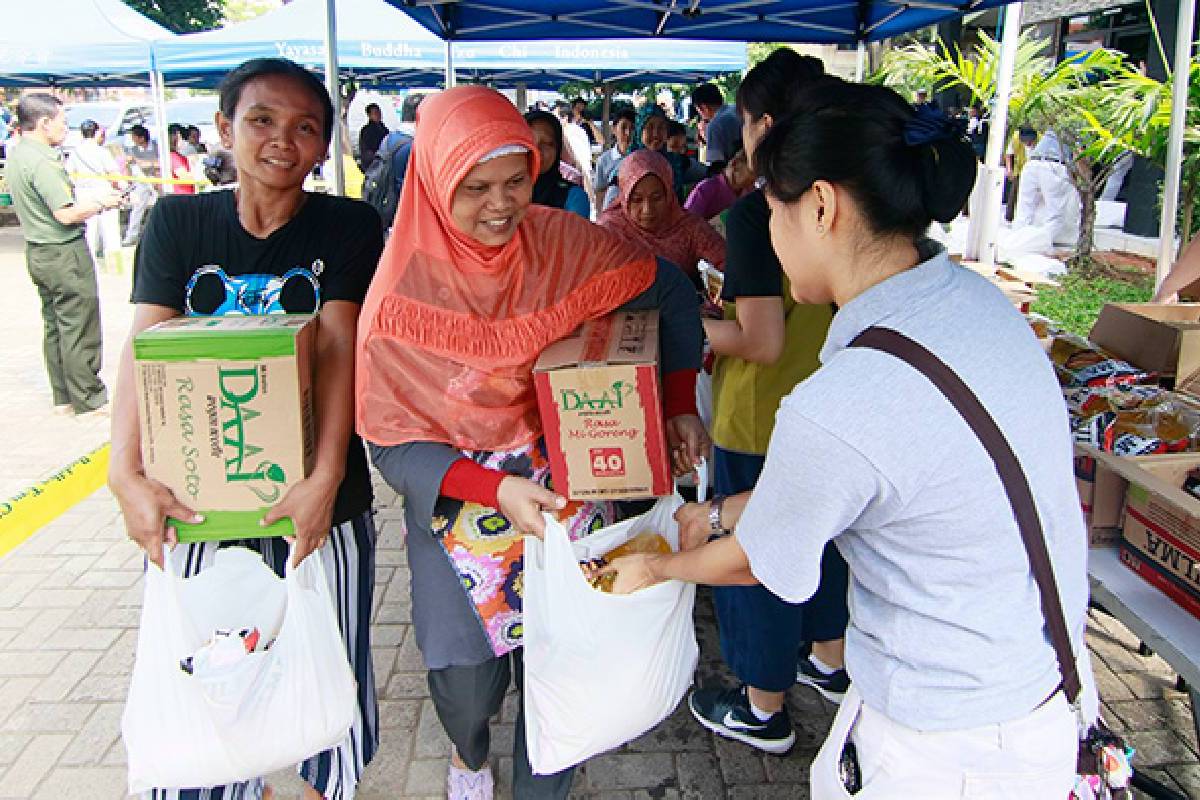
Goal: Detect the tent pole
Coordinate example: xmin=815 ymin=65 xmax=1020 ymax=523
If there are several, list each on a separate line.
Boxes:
xmin=601 ymin=84 xmax=613 ymax=145
xmin=1156 ymin=0 xmax=1197 ymax=288
xmin=969 ymin=1 xmax=1022 ymax=265
xmin=322 ymin=0 xmax=345 ymax=196
xmin=445 ymin=41 xmax=456 ymax=88
xmin=854 ymin=41 xmax=867 ymax=82
xmin=149 ymin=65 xmax=172 ymax=194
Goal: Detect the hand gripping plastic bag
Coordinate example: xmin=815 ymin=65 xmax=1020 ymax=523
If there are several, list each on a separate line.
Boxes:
xmin=122 ymin=545 xmax=357 ymax=794
xmin=523 ymin=494 xmax=699 ymax=775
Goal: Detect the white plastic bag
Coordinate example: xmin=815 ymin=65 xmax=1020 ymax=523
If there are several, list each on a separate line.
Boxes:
xmin=123 ymin=545 xmax=357 ymax=794
xmin=523 ymin=495 xmax=699 ymax=775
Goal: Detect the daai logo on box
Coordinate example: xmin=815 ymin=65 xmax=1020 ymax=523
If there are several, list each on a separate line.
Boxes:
xmin=219 ymin=365 xmax=287 ymax=503
xmin=559 ymin=380 xmax=633 ymax=413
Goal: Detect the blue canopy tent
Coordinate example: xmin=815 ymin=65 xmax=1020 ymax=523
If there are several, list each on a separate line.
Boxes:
xmin=0 ymin=0 xmax=175 ymax=188
xmin=450 ymin=37 xmax=746 ymax=88
xmin=384 ymin=0 xmax=1013 ymax=44
xmin=155 ymin=0 xmax=448 ymax=88
xmin=155 ymin=0 xmax=744 ymax=89
xmin=0 ymin=0 xmax=170 ymax=86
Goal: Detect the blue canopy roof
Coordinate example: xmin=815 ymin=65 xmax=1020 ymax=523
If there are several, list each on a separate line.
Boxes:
xmin=157 ymin=0 xmax=744 ymax=88
xmin=156 ymin=0 xmax=448 ymax=87
xmin=387 ymin=0 xmax=1010 ymax=44
xmin=0 ymin=0 xmax=170 ymax=86
xmin=453 ymin=38 xmax=745 ymax=86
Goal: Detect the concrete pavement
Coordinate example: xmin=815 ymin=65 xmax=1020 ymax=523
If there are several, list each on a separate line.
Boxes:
xmin=0 ymin=225 xmax=1195 ymax=798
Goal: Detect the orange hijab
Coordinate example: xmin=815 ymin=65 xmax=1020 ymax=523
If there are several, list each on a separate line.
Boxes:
xmin=356 ymin=86 xmax=657 ymax=451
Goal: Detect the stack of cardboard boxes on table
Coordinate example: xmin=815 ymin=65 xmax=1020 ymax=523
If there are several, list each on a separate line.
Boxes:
xmin=1054 ymin=304 xmax=1200 ymax=620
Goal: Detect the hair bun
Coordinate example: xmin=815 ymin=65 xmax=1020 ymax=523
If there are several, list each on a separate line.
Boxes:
xmin=916 ymin=136 xmax=978 ymax=223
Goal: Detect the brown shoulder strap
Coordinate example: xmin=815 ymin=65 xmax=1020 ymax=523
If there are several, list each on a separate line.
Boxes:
xmin=849 ymin=326 xmax=1082 ymax=705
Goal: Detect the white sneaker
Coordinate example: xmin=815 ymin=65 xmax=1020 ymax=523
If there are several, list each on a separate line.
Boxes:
xmin=447 ymin=761 xmax=493 ymax=800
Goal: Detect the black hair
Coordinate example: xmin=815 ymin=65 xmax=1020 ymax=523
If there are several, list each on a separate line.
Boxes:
xmin=217 ymin=58 xmax=334 ymax=148
xmin=1018 ymin=126 xmax=1037 ymax=142
xmin=614 ymin=106 xmax=636 ymax=126
xmin=666 ymin=120 xmax=687 ymax=139
xmin=690 ymin=83 xmax=724 ymax=108
xmin=130 ymin=124 xmax=149 ymax=141
xmin=187 ymin=125 xmax=201 ymax=138
xmin=365 ymin=102 xmax=381 ymax=114
xmin=168 ymin=123 xmax=186 ymax=140
xmin=736 ymin=48 xmax=826 ymax=121
xmin=570 ymin=97 xmax=585 ymax=107
xmin=523 ymin=109 xmax=573 ymax=209
xmin=79 ymin=119 xmax=99 ymax=139
xmin=755 ymin=78 xmax=977 ymax=240
xmin=16 ymin=93 xmax=61 ymax=132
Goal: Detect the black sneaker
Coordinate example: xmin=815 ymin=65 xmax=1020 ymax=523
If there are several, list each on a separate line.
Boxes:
xmin=795 ymin=642 xmax=850 ymax=704
xmin=687 ymin=685 xmax=796 ymax=754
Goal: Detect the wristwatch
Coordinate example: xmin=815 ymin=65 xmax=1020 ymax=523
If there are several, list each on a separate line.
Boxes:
xmin=708 ymin=494 xmax=730 ymax=541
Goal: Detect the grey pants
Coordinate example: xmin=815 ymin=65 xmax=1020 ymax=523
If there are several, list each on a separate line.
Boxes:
xmin=428 ymin=649 xmax=575 ymax=799
xmin=25 ymin=238 xmax=107 ymax=412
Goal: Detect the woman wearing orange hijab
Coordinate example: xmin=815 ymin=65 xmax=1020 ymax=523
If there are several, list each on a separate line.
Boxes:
xmin=356 ymin=86 xmax=706 ymax=800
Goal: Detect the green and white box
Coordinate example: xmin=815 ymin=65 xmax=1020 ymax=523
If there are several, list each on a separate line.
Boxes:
xmin=134 ymin=315 xmax=317 ymax=541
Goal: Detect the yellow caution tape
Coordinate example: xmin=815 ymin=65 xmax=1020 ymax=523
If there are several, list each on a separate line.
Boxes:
xmin=0 ymin=444 xmax=111 ymax=559
xmin=69 ymin=171 xmax=209 ymax=188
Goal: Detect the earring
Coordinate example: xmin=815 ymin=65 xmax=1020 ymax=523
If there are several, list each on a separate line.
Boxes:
xmin=816 ymin=223 xmax=826 ymax=235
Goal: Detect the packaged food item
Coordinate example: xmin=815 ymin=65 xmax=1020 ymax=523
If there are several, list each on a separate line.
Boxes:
xmin=179 ymin=626 xmax=272 ymax=677
xmin=1049 ymin=334 xmax=1153 ymax=389
xmin=535 ymin=311 xmax=671 ymax=501
xmin=581 ymin=531 xmax=672 ymax=593
xmin=1063 ymin=385 xmax=1200 ymax=454
xmin=134 ymin=315 xmax=317 ymax=541
xmin=1025 ymin=312 xmax=1055 ymax=339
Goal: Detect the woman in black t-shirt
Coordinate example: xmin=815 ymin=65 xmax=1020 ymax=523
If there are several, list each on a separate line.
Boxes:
xmin=109 ymin=58 xmax=383 ymax=800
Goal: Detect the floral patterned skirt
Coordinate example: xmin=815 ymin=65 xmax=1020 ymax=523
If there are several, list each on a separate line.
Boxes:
xmin=430 ymin=441 xmax=613 ymax=658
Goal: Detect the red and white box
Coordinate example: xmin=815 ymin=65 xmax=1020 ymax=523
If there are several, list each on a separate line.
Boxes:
xmin=1113 ymin=456 xmax=1200 ymax=620
xmin=534 ymin=311 xmax=671 ymax=501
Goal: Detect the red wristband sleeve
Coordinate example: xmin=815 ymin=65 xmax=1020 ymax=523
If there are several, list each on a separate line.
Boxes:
xmin=440 ymin=459 xmax=507 ymax=508
xmin=663 ymin=369 xmax=699 ymax=420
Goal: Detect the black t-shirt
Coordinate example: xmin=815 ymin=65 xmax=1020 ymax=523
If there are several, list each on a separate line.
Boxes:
xmin=721 ymin=189 xmax=783 ymax=302
xmin=132 ymin=190 xmax=384 ymax=525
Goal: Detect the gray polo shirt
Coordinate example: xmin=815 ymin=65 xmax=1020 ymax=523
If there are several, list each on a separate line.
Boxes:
xmin=736 ymin=248 xmax=1091 ymax=731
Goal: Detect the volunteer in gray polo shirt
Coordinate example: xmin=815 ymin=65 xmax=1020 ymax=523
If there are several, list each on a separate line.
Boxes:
xmin=598 ymin=78 xmax=1095 ymax=799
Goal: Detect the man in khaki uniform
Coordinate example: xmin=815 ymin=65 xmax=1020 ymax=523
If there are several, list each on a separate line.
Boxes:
xmin=5 ymin=94 xmax=120 ymax=415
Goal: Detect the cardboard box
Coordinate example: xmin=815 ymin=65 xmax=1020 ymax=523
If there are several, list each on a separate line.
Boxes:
xmin=1074 ymin=445 xmax=1127 ymax=548
xmin=1089 ymin=303 xmax=1200 ymax=382
xmin=134 ymin=315 xmax=316 ymax=541
xmin=1073 ymin=445 xmax=1200 ymax=548
xmin=1103 ymin=454 xmax=1200 ymax=620
xmin=534 ymin=311 xmax=671 ymax=501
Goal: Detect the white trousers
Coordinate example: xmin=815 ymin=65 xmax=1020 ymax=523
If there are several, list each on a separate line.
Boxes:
xmin=811 ymin=685 xmax=1077 ymax=800
xmin=1014 ymin=160 xmax=1076 ymax=234
xmin=83 ymin=208 xmax=121 ymax=260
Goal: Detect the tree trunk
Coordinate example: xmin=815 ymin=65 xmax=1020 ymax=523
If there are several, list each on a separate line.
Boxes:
xmin=1073 ymin=159 xmax=1097 ymax=261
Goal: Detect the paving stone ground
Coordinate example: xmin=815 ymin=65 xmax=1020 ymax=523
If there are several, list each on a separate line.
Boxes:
xmin=0 ymin=226 xmax=1196 ymax=798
